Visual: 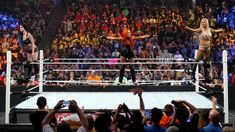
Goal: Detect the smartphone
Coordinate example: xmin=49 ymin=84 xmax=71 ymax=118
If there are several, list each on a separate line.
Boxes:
xmin=187 ymin=118 xmax=191 ymax=122
xmin=62 ymin=101 xmax=70 ymax=107
xmin=145 ymin=111 xmax=150 ymax=119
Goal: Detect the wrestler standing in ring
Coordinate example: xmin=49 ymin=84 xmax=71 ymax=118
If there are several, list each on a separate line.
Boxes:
xmin=107 ymin=26 xmax=149 ymax=85
xmin=186 ymin=18 xmax=223 ymax=82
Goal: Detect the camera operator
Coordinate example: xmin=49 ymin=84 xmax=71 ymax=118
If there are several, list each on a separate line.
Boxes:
xmin=42 ymin=100 xmax=88 ymax=132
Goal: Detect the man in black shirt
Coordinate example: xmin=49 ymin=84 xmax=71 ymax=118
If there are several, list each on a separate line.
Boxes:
xmin=29 ymin=96 xmax=48 ymax=132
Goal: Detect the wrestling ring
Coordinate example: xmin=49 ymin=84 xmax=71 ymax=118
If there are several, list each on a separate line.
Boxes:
xmin=4 ymin=50 xmax=229 ymax=123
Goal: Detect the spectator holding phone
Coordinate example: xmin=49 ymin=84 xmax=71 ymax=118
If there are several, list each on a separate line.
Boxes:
xmin=61 ymin=101 xmax=81 ymax=130
xmin=170 ymin=100 xmax=199 ymax=132
xmin=42 ymin=100 xmax=88 ymax=132
xmin=111 ymin=88 xmax=146 ymax=132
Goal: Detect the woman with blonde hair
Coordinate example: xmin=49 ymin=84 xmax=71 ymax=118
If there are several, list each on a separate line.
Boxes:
xmin=186 ymin=18 xmax=223 ymax=82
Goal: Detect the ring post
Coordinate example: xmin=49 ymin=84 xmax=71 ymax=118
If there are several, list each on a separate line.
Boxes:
xmin=39 ymin=50 xmax=43 ymax=93
xmin=195 ymin=63 xmax=199 ymax=92
xmin=5 ymin=51 xmax=11 ymax=123
xmin=195 ymin=50 xmax=199 ymax=92
xmin=223 ymin=50 xmax=229 ymax=123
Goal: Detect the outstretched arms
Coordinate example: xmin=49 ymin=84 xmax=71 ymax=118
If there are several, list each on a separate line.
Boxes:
xmin=133 ymin=34 xmax=150 ymax=39
xmin=106 ymin=36 xmax=123 ymax=40
xmin=210 ymin=28 xmax=224 ymax=33
xmin=185 ymin=26 xmax=201 ymax=32
xmin=107 ymin=35 xmax=150 ymax=40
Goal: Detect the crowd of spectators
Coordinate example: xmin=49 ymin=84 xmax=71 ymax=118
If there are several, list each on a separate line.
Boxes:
xmin=29 ymin=90 xmax=235 ymax=132
xmin=0 ymin=0 xmax=54 ymax=85
xmin=44 ymin=0 xmax=235 ymax=86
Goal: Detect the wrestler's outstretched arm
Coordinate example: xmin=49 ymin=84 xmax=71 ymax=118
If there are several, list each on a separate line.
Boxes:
xmin=133 ymin=34 xmax=150 ymax=39
xmin=106 ymin=36 xmax=123 ymax=40
xmin=210 ymin=28 xmax=224 ymax=33
xmin=185 ymin=26 xmax=201 ymax=32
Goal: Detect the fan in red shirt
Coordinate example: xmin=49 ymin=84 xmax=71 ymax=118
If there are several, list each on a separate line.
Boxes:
xmin=107 ymin=26 xmax=149 ymax=85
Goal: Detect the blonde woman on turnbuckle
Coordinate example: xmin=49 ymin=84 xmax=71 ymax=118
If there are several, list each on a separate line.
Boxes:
xmin=186 ymin=18 xmax=223 ymax=82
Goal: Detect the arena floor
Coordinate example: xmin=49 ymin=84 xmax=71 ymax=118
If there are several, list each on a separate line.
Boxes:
xmin=15 ymin=92 xmax=218 ymax=110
